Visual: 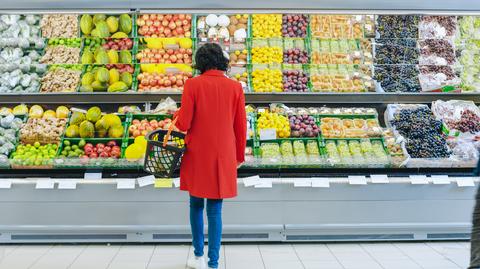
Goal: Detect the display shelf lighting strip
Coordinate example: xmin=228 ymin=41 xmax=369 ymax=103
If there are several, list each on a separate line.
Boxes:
xmin=0 ymin=177 xmax=477 ymax=186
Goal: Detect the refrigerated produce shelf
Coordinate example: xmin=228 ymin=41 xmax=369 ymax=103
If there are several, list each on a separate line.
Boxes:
xmin=1 ymin=92 xmax=480 ymax=104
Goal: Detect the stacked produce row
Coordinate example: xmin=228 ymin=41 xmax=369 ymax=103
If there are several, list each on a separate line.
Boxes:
xmin=1 ymin=97 xmax=479 ymax=169
xmin=0 ymin=98 xmax=178 ymax=169
xmin=1 ymin=13 xmax=480 ymax=93
xmin=245 ymin=102 xmax=480 ymax=168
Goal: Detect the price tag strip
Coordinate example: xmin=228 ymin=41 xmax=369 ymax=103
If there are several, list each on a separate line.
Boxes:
xmin=154 ymin=178 xmax=173 ymax=188
xmin=243 ymin=176 xmax=262 ymax=187
xmin=410 ymin=175 xmax=429 ymax=185
xmin=116 ymin=179 xmax=136 ymax=189
xmin=137 ymin=175 xmax=155 ymax=187
xmin=456 ymin=177 xmax=475 ymax=187
xmin=57 ymin=179 xmax=77 ymax=189
xmin=84 ymin=172 xmax=102 ymax=180
xmin=370 ymin=175 xmax=389 ymax=184
xmin=311 ymin=178 xmax=330 ymax=188
xmin=431 ymin=175 xmax=450 ymax=185
xmin=254 ymin=178 xmax=272 ymax=188
xmin=348 ymin=176 xmax=367 ymax=185
xmin=293 ymin=179 xmax=312 ymax=187
xmin=0 ymin=180 xmax=12 ymax=189
xmin=35 ymin=179 xmax=55 ymax=189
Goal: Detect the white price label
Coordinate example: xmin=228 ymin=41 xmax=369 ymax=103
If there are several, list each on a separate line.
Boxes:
xmin=410 ymin=175 xmax=429 ymax=185
xmin=173 ymin=178 xmax=181 ymax=188
xmin=311 ymin=178 xmax=330 ymax=188
xmin=254 ymin=179 xmax=272 ymax=188
xmin=58 ymin=180 xmax=77 ymax=189
xmin=457 ymin=177 xmax=475 ymax=187
xmin=348 ymin=176 xmax=367 ymax=185
xmin=116 ymin=179 xmax=135 ymax=189
xmin=36 ymin=179 xmax=55 ymax=189
xmin=294 ymin=179 xmax=312 ymax=187
xmin=84 ymin=172 xmax=102 ymax=180
xmin=431 ymin=175 xmax=450 ymax=185
xmin=0 ymin=180 xmax=12 ymax=189
xmin=137 ymin=175 xmax=155 ymax=187
xmin=243 ymin=176 xmax=261 ymax=187
xmin=259 ymin=129 xmax=277 ymax=140
xmin=370 ymin=175 xmax=389 ymax=184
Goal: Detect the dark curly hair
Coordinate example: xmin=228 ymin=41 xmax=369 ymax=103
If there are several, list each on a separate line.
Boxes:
xmin=194 ymin=43 xmax=229 ymax=74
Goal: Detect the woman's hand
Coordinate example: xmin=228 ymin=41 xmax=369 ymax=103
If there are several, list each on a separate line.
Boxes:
xmin=237 ymin=162 xmax=243 ymax=169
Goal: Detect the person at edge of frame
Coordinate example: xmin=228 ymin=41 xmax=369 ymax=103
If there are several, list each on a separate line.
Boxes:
xmin=469 ymin=157 xmax=480 ymax=269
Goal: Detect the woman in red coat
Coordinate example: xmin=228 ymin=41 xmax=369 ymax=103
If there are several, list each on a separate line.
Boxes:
xmin=175 ymin=43 xmax=247 ymax=269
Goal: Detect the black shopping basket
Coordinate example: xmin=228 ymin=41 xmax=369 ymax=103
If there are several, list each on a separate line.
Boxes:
xmin=144 ymin=118 xmax=186 ymax=178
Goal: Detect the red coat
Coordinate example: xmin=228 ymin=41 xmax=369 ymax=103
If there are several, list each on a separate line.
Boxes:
xmin=174 ymin=70 xmax=247 ymax=199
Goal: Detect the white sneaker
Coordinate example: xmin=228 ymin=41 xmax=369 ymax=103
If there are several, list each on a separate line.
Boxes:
xmin=186 ymin=255 xmax=207 ymax=269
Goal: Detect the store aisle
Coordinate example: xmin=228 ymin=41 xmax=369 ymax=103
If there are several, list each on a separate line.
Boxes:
xmin=0 ymin=242 xmax=469 ymax=269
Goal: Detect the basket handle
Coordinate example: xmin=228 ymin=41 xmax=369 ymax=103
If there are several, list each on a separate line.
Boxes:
xmin=162 ymin=117 xmax=178 ymax=147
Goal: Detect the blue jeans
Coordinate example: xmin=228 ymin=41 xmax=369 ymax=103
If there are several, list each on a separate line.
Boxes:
xmin=190 ymin=195 xmax=223 ymax=268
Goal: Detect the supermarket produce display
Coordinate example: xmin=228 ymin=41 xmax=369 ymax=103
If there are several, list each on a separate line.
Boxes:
xmin=0 ymin=12 xmax=479 ymax=173
xmin=0 ymin=5 xmax=479 ymax=244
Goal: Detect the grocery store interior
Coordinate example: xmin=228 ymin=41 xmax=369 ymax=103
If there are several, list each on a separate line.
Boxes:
xmin=1 ymin=0 xmax=480 ymax=268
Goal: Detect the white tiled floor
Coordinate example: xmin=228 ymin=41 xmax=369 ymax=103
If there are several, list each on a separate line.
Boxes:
xmin=0 ymin=242 xmax=470 ymax=269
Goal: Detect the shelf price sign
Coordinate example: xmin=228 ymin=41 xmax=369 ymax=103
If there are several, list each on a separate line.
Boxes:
xmin=259 ymin=128 xmax=276 ymax=140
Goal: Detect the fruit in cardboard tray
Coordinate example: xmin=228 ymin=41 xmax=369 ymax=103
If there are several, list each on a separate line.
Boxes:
xmin=65 ymin=125 xmax=79 ymax=138
xmin=390 ymin=106 xmax=450 ymax=158
xmin=136 ymin=47 xmax=193 ymax=64
xmin=137 ymin=14 xmax=192 ymax=37
xmin=106 ymin=64 xmax=134 ymax=74
xmin=70 ymin=111 xmax=85 ymax=126
xmin=229 ymin=49 xmax=248 ymax=66
xmin=108 ymin=125 xmax=124 ymax=138
xmin=289 ymin=115 xmax=319 ymax=138
xmin=283 ymin=70 xmax=309 ymax=92
xmin=283 ymin=48 xmax=309 ymax=64
xmin=20 ymin=116 xmax=66 ymax=144
xmin=129 ymin=118 xmax=178 ymax=138
xmin=42 ymin=110 xmax=56 ymax=119
xmin=10 ymin=143 xmax=58 ymax=166
xmin=81 ymin=14 xmax=132 ymax=37
xmin=137 ymin=71 xmax=192 ymax=92
xmin=79 ymin=120 xmax=95 ymax=138
xmin=306 ymin=140 xmax=320 ymax=156
xmin=260 ymin=143 xmax=281 ymax=159
xmin=257 ymin=111 xmax=290 ymax=138
xmin=64 ymin=139 xmax=121 ymax=159
xmin=13 ymin=104 xmax=28 ymax=115
xmin=86 ymin=106 xmax=102 ymax=123
xmin=282 ymin=14 xmax=308 ymax=38
xmin=252 ymin=14 xmax=282 ymax=38
xmin=56 ymin=106 xmax=69 ymax=119
xmin=251 ymin=46 xmax=282 ymax=64
xmin=29 ymin=105 xmax=44 ymax=118
xmin=197 ymin=14 xmax=248 ymax=41
xmin=252 ymin=69 xmax=283 ymax=92
xmin=0 ymin=113 xmax=22 ymax=161
xmin=102 ymin=38 xmax=134 ymax=50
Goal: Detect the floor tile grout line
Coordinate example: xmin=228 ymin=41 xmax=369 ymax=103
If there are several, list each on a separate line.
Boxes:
xmin=223 ymin=244 xmax=226 ymax=269
xmin=26 ymin=244 xmax=55 ymax=269
xmin=105 ymin=244 xmax=122 ymax=269
xmin=326 ymin=244 xmax=346 ymax=269
xmin=0 ymin=244 xmax=20 ymax=264
xmin=425 ymin=242 xmax=464 ymax=269
xmin=359 ymin=243 xmax=387 ymax=269
xmin=66 ymin=244 xmax=88 ymax=269
xmin=291 ymin=244 xmax=306 ymax=269
xmin=144 ymin=244 xmax=156 ymax=269
xmin=257 ymin=244 xmax=266 ymax=269
xmin=393 ymin=243 xmax=425 ymax=269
